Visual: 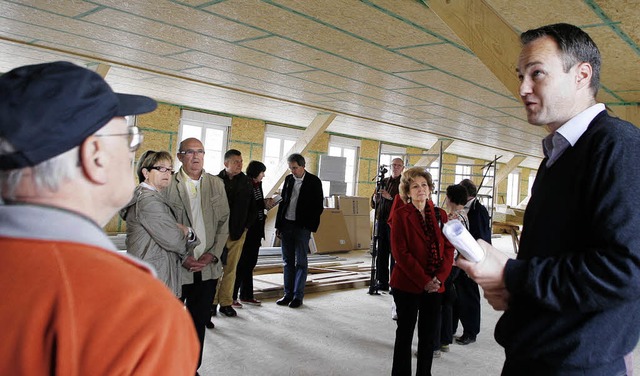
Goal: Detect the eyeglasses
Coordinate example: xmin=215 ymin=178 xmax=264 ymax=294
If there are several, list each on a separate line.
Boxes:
xmin=95 ymin=126 xmax=144 ymax=152
xmin=148 ymin=166 xmax=173 ymax=173
xmin=178 ymin=149 xmax=205 ymax=156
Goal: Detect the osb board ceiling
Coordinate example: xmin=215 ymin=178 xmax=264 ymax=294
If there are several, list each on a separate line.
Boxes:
xmin=1 ymin=0 xmax=639 ymax=170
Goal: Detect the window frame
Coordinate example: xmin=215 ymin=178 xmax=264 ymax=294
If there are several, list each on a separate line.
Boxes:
xmin=177 ymin=110 xmax=231 ymax=173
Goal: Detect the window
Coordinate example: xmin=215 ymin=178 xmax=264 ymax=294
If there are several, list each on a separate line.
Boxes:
xmin=328 ymin=136 xmax=360 ymax=195
xmin=528 ymin=170 xmax=536 ymax=196
xmin=427 ymin=159 xmax=440 ymax=203
xmin=507 ymin=171 xmax=521 ymax=207
xmin=178 ymin=110 xmax=230 ymax=172
xmin=455 ymin=158 xmax=473 ymax=183
xmin=262 ymin=125 xmax=302 ymax=190
xmin=482 ymin=163 xmax=495 ymax=181
xmin=379 ymin=144 xmax=405 ymax=172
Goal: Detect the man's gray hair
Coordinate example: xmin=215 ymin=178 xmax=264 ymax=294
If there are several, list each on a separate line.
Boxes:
xmin=0 ymin=137 xmax=79 ymax=200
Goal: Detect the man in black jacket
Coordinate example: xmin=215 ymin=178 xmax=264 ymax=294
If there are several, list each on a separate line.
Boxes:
xmin=457 ymin=23 xmax=640 ymax=375
xmin=370 ymin=158 xmax=404 ymax=291
xmin=213 ymin=149 xmax=255 ymax=318
xmin=275 ymin=153 xmax=324 ymax=308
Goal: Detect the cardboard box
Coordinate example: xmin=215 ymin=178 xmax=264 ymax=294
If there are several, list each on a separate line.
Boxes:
xmin=313 ymin=209 xmax=353 ymax=253
xmin=336 ymin=196 xmax=371 ymax=216
xmin=344 ymin=215 xmax=372 ymax=249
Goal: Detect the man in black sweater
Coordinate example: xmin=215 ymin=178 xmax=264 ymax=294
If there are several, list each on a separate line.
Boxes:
xmin=457 ymin=23 xmax=640 ymax=375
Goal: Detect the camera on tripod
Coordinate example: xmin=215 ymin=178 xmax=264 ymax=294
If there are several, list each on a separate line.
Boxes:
xmin=378 ymin=165 xmax=388 ymax=178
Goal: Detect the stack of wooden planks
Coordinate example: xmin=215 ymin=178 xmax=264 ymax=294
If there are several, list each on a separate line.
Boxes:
xmin=253 ymin=248 xmax=371 ymax=299
xmin=108 ymin=235 xmax=372 ymax=299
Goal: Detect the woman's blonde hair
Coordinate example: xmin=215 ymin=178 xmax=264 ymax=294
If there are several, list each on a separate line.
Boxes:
xmin=136 ymin=150 xmax=173 ymax=183
xmin=399 ymin=167 xmax=434 ymax=202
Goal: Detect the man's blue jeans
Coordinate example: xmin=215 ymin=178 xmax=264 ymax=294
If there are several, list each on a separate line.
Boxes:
xmin=280 ymin=220 xmax=310 ymax=300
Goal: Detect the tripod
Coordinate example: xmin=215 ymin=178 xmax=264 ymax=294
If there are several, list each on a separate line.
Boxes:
xmin=368 ymin=165 xmax=388 ymax=295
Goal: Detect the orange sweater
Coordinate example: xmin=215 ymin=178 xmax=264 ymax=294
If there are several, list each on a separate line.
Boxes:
xmin=0 ymin=237 xmax=199 ymax=375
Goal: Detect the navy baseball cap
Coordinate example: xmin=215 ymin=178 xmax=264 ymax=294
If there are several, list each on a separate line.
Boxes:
xmin=0 ymin=61 xmax=157 ymax=170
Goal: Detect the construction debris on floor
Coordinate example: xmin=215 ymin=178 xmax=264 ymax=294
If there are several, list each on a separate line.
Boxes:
xmin=109 ymin=234 xmax=373 ymax=300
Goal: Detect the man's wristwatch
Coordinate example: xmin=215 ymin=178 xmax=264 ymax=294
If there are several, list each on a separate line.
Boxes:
xmin=187 ymin=227 xmax=196 ymax=242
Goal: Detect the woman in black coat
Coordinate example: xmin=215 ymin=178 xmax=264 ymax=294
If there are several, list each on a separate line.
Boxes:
xmin=232 ymin=161 xmax=276 ymax=306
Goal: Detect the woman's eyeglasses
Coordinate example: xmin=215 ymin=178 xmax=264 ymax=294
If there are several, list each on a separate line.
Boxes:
xmin=148 ymin=166 xmax=173 ymax=173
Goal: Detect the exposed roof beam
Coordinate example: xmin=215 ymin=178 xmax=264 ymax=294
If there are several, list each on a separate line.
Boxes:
xmin=265 ymin=112 xmax=337 ymax=197
xmin=424 ymin=0 xmax=522 ymax=100
xmin=86 ymin=62 xmax=111 ymax=78
xmin=494 ymin=155 xmax=527 ymax=185
xmin=413 ymin=138 xmax=454 ymax=167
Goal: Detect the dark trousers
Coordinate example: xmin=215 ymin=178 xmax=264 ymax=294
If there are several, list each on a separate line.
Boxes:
xmin=181 ymin=273 xmax=217 ymax=371
xmin=392 ymin=289 xmax=442 ymax=376
xmin=233 ymin=220 xmax=263 ymax=300
xmin=375 ymin=222 xmax=394 ymax=288
xmin=452 ymin=272 xmax=480 ymax=338
xmin=434 ymin=303 xmax=454 ymax=349
xmin=280 ymin=220 xmax=310 ymax=300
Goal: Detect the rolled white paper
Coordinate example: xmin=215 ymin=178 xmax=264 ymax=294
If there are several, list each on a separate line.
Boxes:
xmin=442 ymin=219 xmax=485 ymax=263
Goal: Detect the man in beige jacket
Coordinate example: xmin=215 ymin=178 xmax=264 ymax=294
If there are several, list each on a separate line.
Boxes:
xmin=165 ymin=137 xmax=230 ymax=373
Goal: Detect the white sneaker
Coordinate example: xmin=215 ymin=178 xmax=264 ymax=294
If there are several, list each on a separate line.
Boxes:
xmin=391 ymin=301 xmax=397 ymax=320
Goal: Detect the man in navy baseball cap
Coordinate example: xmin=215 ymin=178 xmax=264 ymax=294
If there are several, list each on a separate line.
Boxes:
xmin=0 ymin=61 xmax=156 ymax=170
xmin=0 ymin=61 xmax=200 ymax=375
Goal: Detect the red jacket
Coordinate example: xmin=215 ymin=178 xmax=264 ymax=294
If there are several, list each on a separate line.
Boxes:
xmin=389 ymin=199 xmax=454 ymax=294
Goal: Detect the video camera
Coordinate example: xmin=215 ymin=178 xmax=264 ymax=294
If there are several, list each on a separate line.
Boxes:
xmin=378 ymin=164 xmax=388 ymax=178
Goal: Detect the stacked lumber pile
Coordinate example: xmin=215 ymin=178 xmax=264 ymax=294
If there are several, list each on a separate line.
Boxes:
xmin=108 ymin=235 xmax=372 ymax=298
xmin=253 ymin=247 xmax=371 ymax=299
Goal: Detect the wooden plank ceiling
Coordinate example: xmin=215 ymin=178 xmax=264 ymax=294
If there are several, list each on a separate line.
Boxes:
xmin=1 ymin=0 xmax=639 ymax=169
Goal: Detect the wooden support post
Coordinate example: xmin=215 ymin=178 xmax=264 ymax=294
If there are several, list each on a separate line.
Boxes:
xmin=425 ymin=0 xmax=522 ymax=100
xmin=413 ymin=138 xmax=453 ymax=167
xmin=494 ymin=155 xmax=526 ymax=185
xmin=86 ymin=62 xmax=111 ymax=78
xmin=264 ymin=112 xmax=337 ymax=197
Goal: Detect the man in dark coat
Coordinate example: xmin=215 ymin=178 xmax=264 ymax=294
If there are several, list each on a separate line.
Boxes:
xmin=370 ymin=158 xmax=404 ymax=291
xmin=452 ymin=178 xmax=491 ymax=345
xmin=275 ymin=153 xmax=324 ymax=308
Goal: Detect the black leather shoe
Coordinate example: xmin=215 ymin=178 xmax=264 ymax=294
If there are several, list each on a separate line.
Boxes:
xmin=288 ymin=298 xmax=303 ymax=308
xmin=219 ymin=305 xmax=237 ymax=317
xmin=276 ymin=296 xmax=293 ymax=306
xmin=455 ymin=335 xmax=476 ymax=345
xmin=205 ymin=320 xmax=215 ymax=329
